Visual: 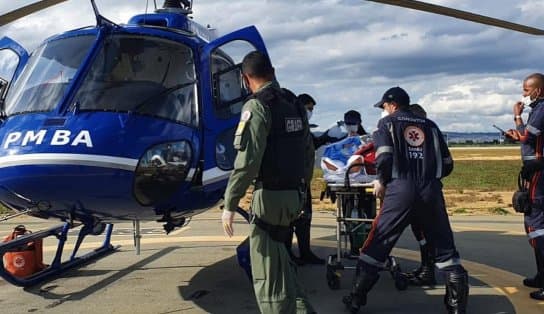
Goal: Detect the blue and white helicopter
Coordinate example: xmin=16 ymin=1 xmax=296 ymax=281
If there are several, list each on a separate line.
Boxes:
xmin=0 ymin=0 xmax=266 ymax=286
xmin=0 ymin=0 xmax=541 ymax=287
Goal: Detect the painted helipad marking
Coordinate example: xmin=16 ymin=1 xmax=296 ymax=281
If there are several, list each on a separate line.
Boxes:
xmin=452 ymin=225 xmax=526 ymax=236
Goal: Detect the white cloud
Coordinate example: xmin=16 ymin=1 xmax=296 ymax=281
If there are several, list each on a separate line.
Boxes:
xmin=0 ymin=0 xmax=542 ymax=132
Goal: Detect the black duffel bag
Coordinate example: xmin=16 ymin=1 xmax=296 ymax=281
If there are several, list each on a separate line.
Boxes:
xmin=512 ymin=172 xmax=531 ymax=214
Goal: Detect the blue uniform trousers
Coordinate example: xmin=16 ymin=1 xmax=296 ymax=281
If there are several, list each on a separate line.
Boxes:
xmin=360 ymin=179 xmax=460 ymax=272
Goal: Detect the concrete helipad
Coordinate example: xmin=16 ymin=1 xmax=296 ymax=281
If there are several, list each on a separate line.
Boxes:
xmin=0 ymin=211 xmax=542 ymax=313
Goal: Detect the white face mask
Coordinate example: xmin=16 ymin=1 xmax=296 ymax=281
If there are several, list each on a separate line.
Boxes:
xmin=380 ymin=110 xmax=389 ymax=118
xmin=521 ymin=95 xmax=533 ymax=107
xmin=306 ymin=110 xmax=313 ymax=121
xmin=345 ymin=125 xmax=358 ymax=134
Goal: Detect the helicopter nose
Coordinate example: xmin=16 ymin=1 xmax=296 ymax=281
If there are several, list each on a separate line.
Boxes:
xmin=133 ymin=140 xmax=193 ymax=206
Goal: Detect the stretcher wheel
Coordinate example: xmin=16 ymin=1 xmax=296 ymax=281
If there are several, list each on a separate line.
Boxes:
xmin=326 ymin=268 xmax=341 ymax=290
xmin=342 ymin=295 xmax=360 ymax=314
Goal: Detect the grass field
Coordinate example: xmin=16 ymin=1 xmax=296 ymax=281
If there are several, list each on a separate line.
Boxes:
xmin=443 ymin=160 xmax=519 ymax=191
xmin=312 ymin=146 xmax=523 ymax=215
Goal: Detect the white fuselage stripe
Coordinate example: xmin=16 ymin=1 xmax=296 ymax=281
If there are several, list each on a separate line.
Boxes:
xmin=0 ymin=153 xmax=138 ymax=171
xmin=0 ymin=154 xmax=231 ymax=186
xmin=202 ymin=167 xmax=231 ymax=185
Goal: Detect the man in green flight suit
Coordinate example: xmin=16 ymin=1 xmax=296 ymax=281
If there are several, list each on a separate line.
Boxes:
xmin=221 ymin=51 xmax=316 ymax=314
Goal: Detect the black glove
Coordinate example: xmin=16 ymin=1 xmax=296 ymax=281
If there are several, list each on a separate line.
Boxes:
xmin=313 ymin=130 xmax=330 ymax=149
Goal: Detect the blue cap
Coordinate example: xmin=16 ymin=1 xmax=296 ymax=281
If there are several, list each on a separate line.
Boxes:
xmin=373 ymin=86 xmax=410 ymax=108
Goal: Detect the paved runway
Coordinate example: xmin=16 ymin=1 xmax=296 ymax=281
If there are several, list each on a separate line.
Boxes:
xmin=0 ymin=210 xmax=542 ymax=313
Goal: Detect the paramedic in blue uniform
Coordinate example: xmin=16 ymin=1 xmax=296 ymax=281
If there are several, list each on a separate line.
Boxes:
xmin=505 ymin=72 xmax=544 ymax=300
xmin=344 ymin=87 xmax=469 ymax=314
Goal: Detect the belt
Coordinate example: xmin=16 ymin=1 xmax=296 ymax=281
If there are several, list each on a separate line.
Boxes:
xmin=252 ymin=216 xmax=292 ymax=243
xmin=254 ymin=180 xmax=302 ymax=191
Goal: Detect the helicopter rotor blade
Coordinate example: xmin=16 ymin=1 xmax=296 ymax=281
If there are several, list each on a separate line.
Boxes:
xmin=0 ymin=0 xmax=68 ymax=27
xmin=367 ymin=0 xmax=544 ymax=36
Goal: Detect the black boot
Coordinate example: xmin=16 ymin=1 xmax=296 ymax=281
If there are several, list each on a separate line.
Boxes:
xmin=296 ymin=217 xmax=325 ymax=265
xmin=444 ymin=267 xmax=469 ymax=314
xmin=529 ymin=249 xmax=544 ymax=300
xmin=524 ymin=249 xmax=543 ymax=288
xmin=342 ymin=261 xmax=379 ymax=314
xmin=404 ymin=244 xmax=436 ymax=286
xmin=530 ymin=289 xmax=544 ymax=300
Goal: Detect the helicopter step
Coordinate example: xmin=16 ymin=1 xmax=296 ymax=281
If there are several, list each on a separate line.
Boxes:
xmin=0 ymin=221 xmax=117 ymax=287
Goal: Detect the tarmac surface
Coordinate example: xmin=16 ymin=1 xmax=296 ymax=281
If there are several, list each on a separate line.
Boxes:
xmin=0 ymin=210 xmax=543 ymax=314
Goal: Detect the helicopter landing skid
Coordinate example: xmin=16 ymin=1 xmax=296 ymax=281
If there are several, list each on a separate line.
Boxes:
xmin=0 ymin=222 xmax=117 ymax=287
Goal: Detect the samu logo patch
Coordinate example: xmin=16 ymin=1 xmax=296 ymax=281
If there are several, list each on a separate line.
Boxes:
xmin=404 ymin=126 xmax=425 ymax=147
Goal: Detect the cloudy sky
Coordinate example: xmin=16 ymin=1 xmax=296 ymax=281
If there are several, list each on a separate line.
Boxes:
xmin=0 ymin=0 xmax=543 ymax=132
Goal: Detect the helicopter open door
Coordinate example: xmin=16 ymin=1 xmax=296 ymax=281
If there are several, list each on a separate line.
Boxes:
xmin=199 ymin=26 xmax=268 ymax=190
xmin=0 ymin=37 xmax=29 ymax=103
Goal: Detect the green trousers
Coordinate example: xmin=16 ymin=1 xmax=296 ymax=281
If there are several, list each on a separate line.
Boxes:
xmin=250 ymin=188 xmax=315 ymax=314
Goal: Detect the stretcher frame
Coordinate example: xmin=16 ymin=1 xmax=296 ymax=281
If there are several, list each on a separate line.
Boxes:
xmin=323 ymin=163 xmax=408 ymax=291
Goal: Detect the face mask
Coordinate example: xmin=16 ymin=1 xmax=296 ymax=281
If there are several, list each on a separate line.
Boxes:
xmin=521 ymin=95 xmax=533 ymax=107
xmin=380 ymin=110 xmax=389 ymax=118
xmin=306 ymin=110 xmax=313 ymax=121
xmin=345 ymin=125 xmax=358 ymax=134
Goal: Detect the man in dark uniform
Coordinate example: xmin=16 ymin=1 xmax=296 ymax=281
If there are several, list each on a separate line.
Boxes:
xmin=285 ymin=93 xmax=325 ymax=265
xmin=221 ymin=51 xmax=315 ymax=313
xmin=505 ymin=72 xmax=544 ymax=300
xmin=344 ymin=87 xmax=469 ymax=314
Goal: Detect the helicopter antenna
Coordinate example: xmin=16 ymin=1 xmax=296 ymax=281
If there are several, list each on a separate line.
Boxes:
xmin=157 ymin=0 xmax=193 ymax=15
xmin=90 ymin=0 xmax=119 ymax=27
xmin=367 ymin=0 xmax=544 ymax=36
xmin=0 ymin=0 xmax=68 ymax=27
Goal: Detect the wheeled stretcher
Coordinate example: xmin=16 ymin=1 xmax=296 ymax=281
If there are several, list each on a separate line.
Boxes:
xmin=322 ymin=163 xmax=408 ymax=291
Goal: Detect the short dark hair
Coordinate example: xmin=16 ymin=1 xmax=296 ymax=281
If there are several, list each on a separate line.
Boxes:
xmin=526 ymin=73 xmax=544 ymax=89
xmin=242 ymin=51 xmax=274 ymax=79
xmin=297 ymin=93 xmax=315 ymax=106
xmin=409 ymin=103 xmax=427 ymax=118
xmin=344 ymin=110 xmax=361 ymax=125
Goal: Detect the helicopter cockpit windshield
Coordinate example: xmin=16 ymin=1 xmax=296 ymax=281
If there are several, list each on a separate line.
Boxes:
xmin=4 ymin=35 xmax=96 ymax=116
xmin=74 ymin=35 xmax=197 ymax=126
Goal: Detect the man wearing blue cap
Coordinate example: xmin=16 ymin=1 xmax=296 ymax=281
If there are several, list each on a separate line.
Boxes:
xmin=343 ymin=87 xmax=469 ymax=314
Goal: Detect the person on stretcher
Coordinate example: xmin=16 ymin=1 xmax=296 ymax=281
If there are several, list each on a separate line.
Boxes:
xmin=320 ymin=110 xmax=375 ymax=183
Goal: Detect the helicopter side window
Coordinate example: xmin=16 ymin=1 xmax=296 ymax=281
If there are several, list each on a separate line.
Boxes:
xmin=0 ymin=49 xmax=20 ymax=99
xmin=210 ymin=40 xmax=257 ymax=120
xmin=4 ymin=35 xmax=96 ymax=116
xmin=74 ymin=35 xmax=197 ymax=126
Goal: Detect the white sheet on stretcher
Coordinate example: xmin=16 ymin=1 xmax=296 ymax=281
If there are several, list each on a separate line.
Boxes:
xmin=322 ymin=155 xmax=376 ymax=184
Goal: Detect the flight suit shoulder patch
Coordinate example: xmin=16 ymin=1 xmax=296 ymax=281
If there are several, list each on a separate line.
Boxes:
xmin=241 ymin=110 xmax=252 ymax=121
xmin=234 ymin=110 xmax=252 ymax=150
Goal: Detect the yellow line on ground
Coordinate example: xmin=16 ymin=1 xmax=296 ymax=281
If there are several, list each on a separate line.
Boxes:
xmin=168 ymin=226 xmax=191 ymax=236
xmin=452 ymin=225 xmax=525 ymax=236
xmin=41 ymin=235 xmax=247 ymax=252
